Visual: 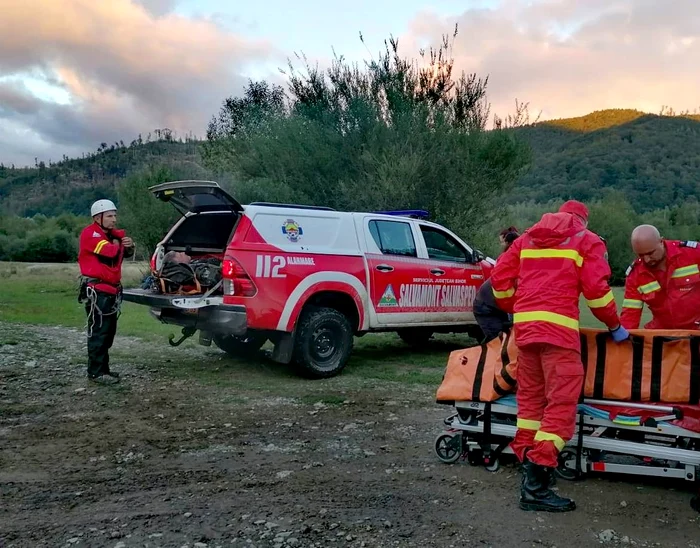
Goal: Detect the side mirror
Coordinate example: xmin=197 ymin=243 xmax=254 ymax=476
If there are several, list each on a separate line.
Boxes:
xmin=473 ymin=249 xmax=486 ymax=263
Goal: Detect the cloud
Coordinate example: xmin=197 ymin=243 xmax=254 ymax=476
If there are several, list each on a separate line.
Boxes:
xmin=0 ymin=0 xmax=277 ymax=166
xmin=2 ymin=0 xmax=699 ymax=167
xmin=134 ymin=0 xmax=177 ymax=16
xmin=402 ymin=0 xmax=700 ymax=123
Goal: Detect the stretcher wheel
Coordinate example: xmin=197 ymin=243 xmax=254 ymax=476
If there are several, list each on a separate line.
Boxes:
xmin=434 ymin=433 xmax=462 ymax=464
xmin=484 ymin=457 xmax=500 ymax=472
xmin=555 ymin=448 xmax=586 ymax=481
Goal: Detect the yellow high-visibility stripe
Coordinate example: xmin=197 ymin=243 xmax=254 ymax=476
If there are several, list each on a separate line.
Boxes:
xmin=534 ymin=430 xmax=566 ymax=451
xmin=586 ymin=290 xmax=614 ymax=309
xmin=492 ymin=287 xmax=515 ymax=299
xmin=94 ymin=240 xmax=109 ymax=254
xmin=672 ymin=264 xmax=700 ymax=278
xmin=638 ymin=281 xmax=661 ymax=294
xmin=513 ymin=311 xmax=579 ymax=331
xmin=517 ymin=418 xmax=541 ymax=431
xmin=622 ymin=299 xmax=643 ymax=309
xmin=520 ymin=248 xmax=584 ymax=267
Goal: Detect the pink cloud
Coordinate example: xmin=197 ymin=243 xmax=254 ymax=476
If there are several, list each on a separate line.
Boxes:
xmin=402 ymin=0 xmax=700 ymax=122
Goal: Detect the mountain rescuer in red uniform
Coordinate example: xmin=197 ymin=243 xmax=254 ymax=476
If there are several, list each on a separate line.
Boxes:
xmin=490 ymin=200 xmax=629 ymax=512
xmin=621 ymin=224 xmax=700 ymax=330
xmin=78 ymin=199 xmax=134 ymax=385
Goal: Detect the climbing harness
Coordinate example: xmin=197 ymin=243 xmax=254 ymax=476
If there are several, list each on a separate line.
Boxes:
xmin=82 ymin=283 xmax=122 ymax=338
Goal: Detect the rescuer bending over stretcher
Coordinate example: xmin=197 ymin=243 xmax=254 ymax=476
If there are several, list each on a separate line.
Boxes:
xmin=621 ymin=224 xmax=700 ymax=330
xmin=490 ymin=200 xmax=629 ymax=512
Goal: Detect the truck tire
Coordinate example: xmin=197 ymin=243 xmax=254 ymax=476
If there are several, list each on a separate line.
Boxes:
xmin=397 ymin=328 xmax=433 ymax=348
xmin=293 ymin=306 xmax=353 ymax=379
xmin=213 ymin=332 xmax=267 ymax=357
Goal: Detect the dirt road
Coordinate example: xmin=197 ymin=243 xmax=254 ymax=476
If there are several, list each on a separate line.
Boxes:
xmin=1 ymin=322 xmax=699 ymax=547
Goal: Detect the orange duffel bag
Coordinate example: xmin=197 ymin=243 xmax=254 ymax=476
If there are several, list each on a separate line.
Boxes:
xmin=436 ymin=332 xmax=518 ymax=404
xmin=581 ymin=328 xmax=700 ymax=404
xmin=436 ymin=328 xmax=700 ymax=405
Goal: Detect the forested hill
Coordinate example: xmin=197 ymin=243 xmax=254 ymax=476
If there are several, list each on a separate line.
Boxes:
xmin=0 ymin=139 xmax=206 ymax=217
xmin=2 ymin=109 xmax=700 ymax=217
xmin=513 ymin=109 xmax=700 ymax=212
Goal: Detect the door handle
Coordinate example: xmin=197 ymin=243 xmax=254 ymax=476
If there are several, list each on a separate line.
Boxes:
xmin=430 ymin=268 xmax=445 ymax=276
xmin=375 ymin=264 xmax=394 ymax=272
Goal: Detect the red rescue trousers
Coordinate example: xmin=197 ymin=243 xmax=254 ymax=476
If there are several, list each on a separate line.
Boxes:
xmin=510 ymin=343 xmax=583 ymax=468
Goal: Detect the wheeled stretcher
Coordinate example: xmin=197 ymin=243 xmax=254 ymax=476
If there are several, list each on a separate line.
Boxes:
xmin=435 ymin=394 xmax=700 ymax=512
xmin=434 ymin=326 xmax=700 ymax=512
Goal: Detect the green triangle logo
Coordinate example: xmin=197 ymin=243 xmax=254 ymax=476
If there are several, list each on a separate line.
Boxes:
xmin=378 ymin=284 xmax=398 ymax=307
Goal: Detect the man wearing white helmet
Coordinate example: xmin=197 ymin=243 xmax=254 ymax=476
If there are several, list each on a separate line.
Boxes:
xmin=78 ymin=199 xmax=134 ymax=385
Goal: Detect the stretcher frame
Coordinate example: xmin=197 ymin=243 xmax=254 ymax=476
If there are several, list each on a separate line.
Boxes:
xmin=435 ymin=398 xmax=700 ymax=510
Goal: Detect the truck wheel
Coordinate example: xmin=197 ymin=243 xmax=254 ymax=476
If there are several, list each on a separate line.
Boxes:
xmin=213 ymin=332 xmax=267 ymax=357
xmin=293 ymin=306 xmax=353 ymax=379
xmin=397 ymin=328 xmax=433 ymax=347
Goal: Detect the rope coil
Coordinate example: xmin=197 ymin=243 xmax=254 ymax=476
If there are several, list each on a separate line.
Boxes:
xmin=84 ymin=285 xmax=122 ymax=338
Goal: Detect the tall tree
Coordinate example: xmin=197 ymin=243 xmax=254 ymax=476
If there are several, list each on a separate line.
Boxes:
xmin=203 ymin=27 xmax=532 ymax=245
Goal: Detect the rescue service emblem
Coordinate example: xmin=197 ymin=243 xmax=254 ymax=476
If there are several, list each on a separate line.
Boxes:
xmin=282 ymin=219 xmax=303 ymax=242
xmin=378 ymin=285 xmax=398 ymax=307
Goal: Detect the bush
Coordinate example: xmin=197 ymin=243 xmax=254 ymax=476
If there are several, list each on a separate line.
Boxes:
xmin=0 ymin=234 xmax=24 ymax=261
xmin=14 ymin=230 xmax=77 ymax=262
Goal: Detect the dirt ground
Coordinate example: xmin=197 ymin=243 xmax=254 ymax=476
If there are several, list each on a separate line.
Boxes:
xmin=1 ymin=321 xmax=699 ymax=548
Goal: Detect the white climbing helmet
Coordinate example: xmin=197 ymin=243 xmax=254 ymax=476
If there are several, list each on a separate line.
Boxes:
xmin=91 ymin=199 xmax=117 ymax=217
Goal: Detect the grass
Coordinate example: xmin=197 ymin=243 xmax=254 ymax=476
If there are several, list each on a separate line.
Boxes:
xmin=0 ymin=261 xmax=653 ymax=389
xmin=0 ymin=261 xmax=176 ymax=340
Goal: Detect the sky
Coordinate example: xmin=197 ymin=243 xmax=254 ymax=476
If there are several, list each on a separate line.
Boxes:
xmin=0 ymin=0 xmax=698 ymax=167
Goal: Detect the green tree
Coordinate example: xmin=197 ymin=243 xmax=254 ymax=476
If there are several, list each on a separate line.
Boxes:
xmin=587 ymin=192 xmax=639 ymax=283
xmin=204 ymin=28 xmax=532 ymax=243
xmin=117 ymin=166 xmax=181 ymax=256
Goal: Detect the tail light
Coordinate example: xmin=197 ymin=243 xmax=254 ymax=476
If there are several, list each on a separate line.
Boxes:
xmin=150 ymin=253 xmax=157 ymax=273
xmin=222 ymin=255 xmax=257 ymax=297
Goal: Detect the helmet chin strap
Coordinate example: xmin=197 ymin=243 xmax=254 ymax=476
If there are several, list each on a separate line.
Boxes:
xmin=96 ymin=213 xmax=108 ymax=232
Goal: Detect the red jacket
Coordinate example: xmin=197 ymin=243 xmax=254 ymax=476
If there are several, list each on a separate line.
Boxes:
xmin=78 ymin=223 xmax=131 ymax=294
xmin=621 ymin=240 xmax=700 ymax=330
xmin=490 ymin=212 xmax=620 ymax=351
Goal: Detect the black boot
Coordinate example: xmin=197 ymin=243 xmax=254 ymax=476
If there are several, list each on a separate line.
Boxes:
xmin=520 ymin=460 xmax=575 ymax=512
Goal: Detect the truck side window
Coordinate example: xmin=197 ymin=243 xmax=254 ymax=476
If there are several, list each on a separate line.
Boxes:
xmin=420 ymin=226 xmax=468 ymax=263
xmin=369 ymin=220 xmax=417 ymax=257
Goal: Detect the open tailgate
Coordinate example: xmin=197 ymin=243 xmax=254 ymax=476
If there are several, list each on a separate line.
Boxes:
xmin=149 ymin=180 xmax=243 ymax=214
xmin=122 ymin=288 xmax=223 ymax=309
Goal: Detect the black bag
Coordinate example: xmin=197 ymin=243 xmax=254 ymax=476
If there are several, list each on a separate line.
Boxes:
xmin=157 ymin=258 xmax=222 ymax=294
xmin=192 ymin=259 xmax=222 ymax=288
xmin=159 ymin=262 xmax=197 ymax=293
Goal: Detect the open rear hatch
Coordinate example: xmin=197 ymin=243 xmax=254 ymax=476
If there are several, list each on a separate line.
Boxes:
xmin=150 ymin=180 xmax=243 ymax=215
xmin=122 ymin=180 xmax=243 ymax=302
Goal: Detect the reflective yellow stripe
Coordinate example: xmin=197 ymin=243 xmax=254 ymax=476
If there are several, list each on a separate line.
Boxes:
xmin=517 ymin=418 xmax=541 ymax=431
xmin=520 ymin=248 xmax=583 ymax=267
xmin=586 ymin=290 xmax=614 ymax=309
xmin=534 ymin=430 xmax=566 ymax=451
xmin=492 ymin=287 xmax=515 ymax=299
xmin=622 ymin=299 xmax=643 ymax=309
xmin=672 ymin=264 xmax=700 ymax=278
xmin=638 ymin=281 xmax=661 ymax=294
xmin=94 ymin=240 xmax=109 ymax=254
xmin=513 ymin=311 xmax=579 ymax=331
